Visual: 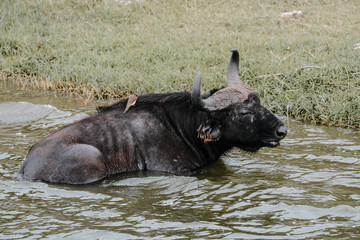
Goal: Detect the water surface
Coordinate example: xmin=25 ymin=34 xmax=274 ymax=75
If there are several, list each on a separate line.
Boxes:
xmin=1 ymin=82 xmax=359 ymax=239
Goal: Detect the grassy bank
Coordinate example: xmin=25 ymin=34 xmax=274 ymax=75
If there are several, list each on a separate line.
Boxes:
xmin=1 ymin=0 xmax=359 ymax=127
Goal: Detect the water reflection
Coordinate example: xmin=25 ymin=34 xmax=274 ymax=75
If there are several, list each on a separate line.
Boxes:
xmin=0 ymin=83 xmax=359 ymax=239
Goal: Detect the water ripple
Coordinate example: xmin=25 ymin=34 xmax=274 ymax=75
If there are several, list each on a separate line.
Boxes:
xmin=1 ymin=89 xmax=360 ymax=239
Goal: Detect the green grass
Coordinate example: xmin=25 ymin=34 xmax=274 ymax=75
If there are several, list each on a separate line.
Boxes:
xmin=1 ymin=0 xmax=360 ymax=127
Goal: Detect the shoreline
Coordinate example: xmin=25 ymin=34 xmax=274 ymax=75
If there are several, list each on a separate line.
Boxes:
xmin=1 ymin=0 xmax=359 ymax=128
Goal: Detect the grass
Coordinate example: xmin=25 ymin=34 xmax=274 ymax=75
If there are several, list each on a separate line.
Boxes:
xmin=1 ymin=0 xmax=359 ymax=127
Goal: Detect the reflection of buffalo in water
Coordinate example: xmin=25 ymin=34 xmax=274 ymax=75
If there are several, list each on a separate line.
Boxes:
xmin=19 ymin=49 xmax=287 ymax=184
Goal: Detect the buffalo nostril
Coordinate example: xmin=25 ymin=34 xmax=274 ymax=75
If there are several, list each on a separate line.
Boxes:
xmin=276 ymin=125 xmax=288 ymax=139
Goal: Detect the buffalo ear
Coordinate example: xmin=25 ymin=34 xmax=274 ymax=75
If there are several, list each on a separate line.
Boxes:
xmin=197 ymin=120 xmax=222 ymax=143
xmin=124 ymin=94 xmax=138 ymax=113
xmin=244 ymin=92 xmax=260 ymax=105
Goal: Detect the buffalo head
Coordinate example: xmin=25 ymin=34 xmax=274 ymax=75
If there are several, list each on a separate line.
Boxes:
xmin=192 ymin=49 xmax=287 ymax=152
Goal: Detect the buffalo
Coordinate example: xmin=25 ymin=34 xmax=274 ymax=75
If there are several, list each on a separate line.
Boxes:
xmin=18 ymin=49 xmax=287 ymax=184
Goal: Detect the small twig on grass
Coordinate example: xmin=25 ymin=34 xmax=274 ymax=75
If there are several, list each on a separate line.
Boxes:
xmin=37 ymin=43 xmax=52 ymax=52
xmin=294 ymin=66 xmax=324 ymax=72
xmin=256 ymin=66 xmax=325 ymax=79
xmin=256 ymin=73 xmax=286 ymax=85
xmin=256 ymin=73 xmax=283 ymax=79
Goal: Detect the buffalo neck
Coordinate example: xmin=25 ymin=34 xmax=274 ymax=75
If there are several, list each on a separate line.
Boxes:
xmin=159 ymin=96 xmax=233 ymax=165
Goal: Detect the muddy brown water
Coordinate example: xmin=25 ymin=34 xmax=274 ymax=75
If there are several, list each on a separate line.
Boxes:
xmin=1 ymin=83 xmax=359 ymax=239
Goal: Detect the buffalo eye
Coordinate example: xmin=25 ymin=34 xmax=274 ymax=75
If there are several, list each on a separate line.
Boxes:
xmin=238 ymin=109 xmax=256 ymax=122
xmin=239 ymin=109 xmax=252 ymax=115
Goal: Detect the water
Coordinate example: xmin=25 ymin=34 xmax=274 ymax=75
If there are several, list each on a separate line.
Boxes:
xmin=1 ymin=82 xmax=359 ymax=239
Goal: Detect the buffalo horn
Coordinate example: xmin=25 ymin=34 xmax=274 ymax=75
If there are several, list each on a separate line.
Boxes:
xmin=191 ymin=71 xmax=233 ymax=112
xmin=227 ymin=49 xmax=241 ymax=87
xmin=191 ymin=71 xmax=207 ymax=111
xmin=191 ymin=49 xmax=254 ymax=112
